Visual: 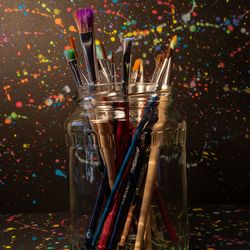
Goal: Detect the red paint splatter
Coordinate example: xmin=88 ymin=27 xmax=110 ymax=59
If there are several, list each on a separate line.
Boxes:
xmin=16 ymin=101 xmax=23 ymax=108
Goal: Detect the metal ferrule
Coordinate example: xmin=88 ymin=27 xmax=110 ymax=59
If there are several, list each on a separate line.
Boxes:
xmin=80 ymin=32 xmax=97 ymax=84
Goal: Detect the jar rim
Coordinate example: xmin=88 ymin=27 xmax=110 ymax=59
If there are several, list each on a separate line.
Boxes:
xmin=77 ymin=82 xmax=171 ymax=100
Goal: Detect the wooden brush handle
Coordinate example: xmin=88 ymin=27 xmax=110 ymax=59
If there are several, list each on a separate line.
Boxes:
xmin=134 ymin=145 xmax=160 ymax=250
xmin=134 ymin=95 xmax=169 ymax=250
xmin=96 ymin=121 xmax=116 ymax=188
xmin=144 ymin=213 xmax=152 ymax=250
xmin=119 ymin=205 xmax=136 ymax=247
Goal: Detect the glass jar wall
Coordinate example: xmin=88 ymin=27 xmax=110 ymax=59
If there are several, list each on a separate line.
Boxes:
xmin=65 ymin=83 xmax=188 ymax=250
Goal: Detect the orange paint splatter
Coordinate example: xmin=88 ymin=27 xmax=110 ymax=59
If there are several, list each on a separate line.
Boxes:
xmin=68 ymin=25 xmax=77 ymax=32
xmin=4 ymin=118 xmax=12 ymax=124
xmin=55 ymin=18 xmax=64 ymax=27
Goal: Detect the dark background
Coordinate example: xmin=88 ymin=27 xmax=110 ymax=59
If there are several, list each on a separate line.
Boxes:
xmin=0 ymin=0 xmax=249 ymax=213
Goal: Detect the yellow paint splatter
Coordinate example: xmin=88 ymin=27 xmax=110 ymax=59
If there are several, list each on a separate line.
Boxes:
xmin=110 ymin=37 xmax=115 ymax=42
xmin=38 ymin=54 xmax=50 ymax=63
xmin=156 ymin=26 xmax=162 ymax=33
xmin=244 ymin=87 xmax=250 ymax=94
xmin=192 ymin=208 xmax=203 ymax=211
xmin=5 ymin=227 xmax=16 ymax=232
xmin=54 ymin=8 xmax=61 ymax=15
xmin=23 ymin=144 xmax=30 ymax=149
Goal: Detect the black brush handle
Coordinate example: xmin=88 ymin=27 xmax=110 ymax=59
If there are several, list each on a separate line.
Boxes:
xmin=80 ymin=32 xmax=97 ymax=84
xmin=85 ymin=169 xmax=110 ymax=249
xmin=69 ymin=60 xmax=83 ymax=87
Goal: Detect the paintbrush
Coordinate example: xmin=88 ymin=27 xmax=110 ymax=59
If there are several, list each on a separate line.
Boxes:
xmin=74 ymin=8 xmax=98 ymax=85
xmin=118 ymin=159 xmax=147 ymax=248
xmin=122 ymin=38 xmax=134 ymax=95
xmin=134 ymin=107 xmax=166 ymax=250
xmin=100 ymin=39 xmax=113 ymax=82
xmin=130 ymin=58 xmax=145 ymax=123
xmin=154 ymin=35 xmax=177 ymax=85
xmin=96 ymin=39 xmax=110 ymax=82
xmin=74 ymin=9 xmax=117 ymax=188
xmin=139 ymin=59 xmax=144 ymax=83
xmin=68 ymin=37 xmax=89 ymax=84
xmin=151 ymin=53 xmax=164 ymax=83
xmin=114 ymin=38 xmax=133 ymax=176
xmin=69 ymin=36 xmax=78 ymax=59
xmin=130 ymin=58 xmax=144 ymax=83
xmin=131 ymin=58 xmax=141 ymax=83
xmin=85 ymin=169 xmax=110 ymax=249
xmin=134 ymin=36 xmax=178 ymax=250
xmin=64 ymin=48 xmax=83 ymax=87
xmin=64 ymin=44 xmax=111 ymax=249
xmin=144 ymin=213 xmax=152 ymax=250
xmin=94 ymin=118 xmax=116 ymax=188
xmin=110 ymin=51 xmax=116 ymax=83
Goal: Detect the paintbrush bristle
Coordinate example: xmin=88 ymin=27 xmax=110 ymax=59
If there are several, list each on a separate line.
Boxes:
xmin=123 ymin=38 xmax=134 ymax=55
xmin=74 ymin=8 xmax=94 ymax=33
xmin=132 ymin=59 xmax=141 ymax=72
xmin=166 ymin=36 xmax=177 ymax=58
xmin=156 ymin=52 xmax=165 ymax=65
xmin=69 ymin=36 xmax=78 ymax=59
xmin=170 ymin=35 xmax=178 ymax=50
xmin=95 ymin=39 xmax=104 ymax=60
xmin=64 ymin=48 xmax=76 ymax=62
xmin=139 ymin=59 xmax=144 ymax=72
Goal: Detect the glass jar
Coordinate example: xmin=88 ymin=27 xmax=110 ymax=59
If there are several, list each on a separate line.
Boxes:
xmin=65 ymin=83 xmax=188 ymax=250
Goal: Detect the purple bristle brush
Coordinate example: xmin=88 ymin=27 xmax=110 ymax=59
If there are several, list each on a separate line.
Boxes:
xmin=74 ymin=8 xmax=97 ymax=85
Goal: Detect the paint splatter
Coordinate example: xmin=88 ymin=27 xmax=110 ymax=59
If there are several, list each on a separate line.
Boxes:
xmin=0 ymin=0 xmax=249 ymax=213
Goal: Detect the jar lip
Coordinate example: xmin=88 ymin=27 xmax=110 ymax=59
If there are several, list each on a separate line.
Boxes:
xmin=79 ymin=82 xmax=169 ymax=86
xmin=76 ymin=82 xmax=171 ymax=101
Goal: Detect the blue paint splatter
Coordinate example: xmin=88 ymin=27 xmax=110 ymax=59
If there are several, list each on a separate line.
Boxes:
xmin=55 ymin=169 xmax=67 ymax=178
